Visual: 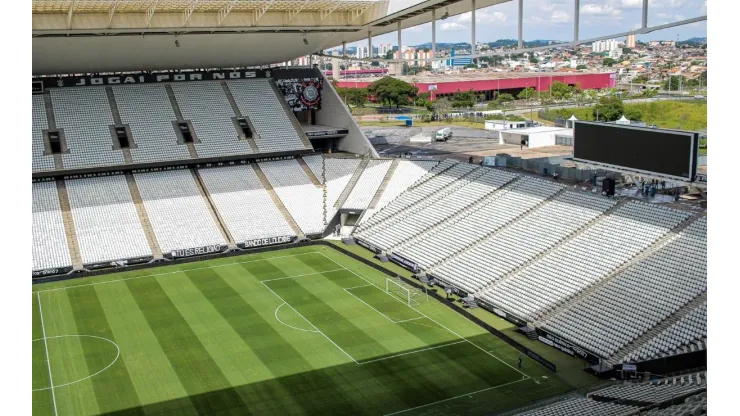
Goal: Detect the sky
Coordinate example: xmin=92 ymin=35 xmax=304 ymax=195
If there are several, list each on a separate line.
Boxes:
xmin=338 ymin=0 xmax=707 ymax=49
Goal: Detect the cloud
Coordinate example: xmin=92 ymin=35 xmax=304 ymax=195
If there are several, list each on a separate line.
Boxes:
xmin=580 ymin=4 xmax=623 ymax=17
xmin=618 ymin=0 xmax=643 ymax=8
xmin=551 ymin=11 xmax=571 ymax=24
xmin=456 ymin=10 xmax=508 ymax=24
xmin=440 ymin=22 xmax=468 ymax=31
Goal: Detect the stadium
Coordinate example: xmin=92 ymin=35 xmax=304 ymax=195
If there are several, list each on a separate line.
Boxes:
xmin=31 ymin=1 xmax=709 ymax=415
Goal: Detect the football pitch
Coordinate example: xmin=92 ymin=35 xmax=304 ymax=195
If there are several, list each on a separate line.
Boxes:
xmin=32 ymin=246 xmax=569 ymax=415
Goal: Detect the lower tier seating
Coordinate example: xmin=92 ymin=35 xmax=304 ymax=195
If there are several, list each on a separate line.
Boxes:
xmin=32 ymin=181 xmax=72 ymax=271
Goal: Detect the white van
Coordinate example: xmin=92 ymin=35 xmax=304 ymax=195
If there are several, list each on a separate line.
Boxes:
xmin=435 ymin=128 xmax=452 ymax=142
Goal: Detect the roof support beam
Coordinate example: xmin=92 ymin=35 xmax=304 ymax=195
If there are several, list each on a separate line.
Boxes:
xmin=146 ymin=0 xmax=160 ymax=29
xmin=183 ymin=0 xmax=200 ymax=27
xmin=254 ymin=0 xmax=276 ymax=23
xmin=108 ymin=0 xmax=119 ymax=29
xmin=642 ymin=0 xmax=649 ymax=28
xmin=218 ymin=0 xmax=238 ymax=26
xmin=321 ymin=1 xmax=343 ymax=22
xmin=67 ymin=1 xmax=77 ymax=30
xmin=518 ymin=0 xmax=523 ymax=49
xmin=287 ymin=0 xmax=312 ymax=23
xmin=573 ymin=0 xmax=580 ymax=45
xmin=348 ymin=3 xmax=374 ymax=24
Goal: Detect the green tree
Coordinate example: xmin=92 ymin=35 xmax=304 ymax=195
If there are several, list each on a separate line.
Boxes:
xmin=367 ymin=76 xmax=418 ymax=108
xmin=370 ymin=61 xmax=380 ymax=67
xmin=623 ymin=48 xmax=633 ymax=54
xmin=529 ymin=57 xmax=539 ymax=64
xmin=624 ymin=107 xmax=643 ymax=121
xmin=550 ymin=81 xmax=574 ymax=101
xmin=517 ymin=87 xmax=536 ymax=102
xmin=414 ymin=92 xmax=431 ymax=107
xmin=498 ymin=93 xmax=515 ymax=104
xmin=663 ymin=75 xmax=684 ymax=91
xmin=593 ymin=95 xmax=624 ymax=121
xmin=336 ymin=87 xmax=368 ymax=109
xmin=632 ymin=75 xmax=649 ymax=84
xmin=452 ymin=90 xmax=476 ymax=108
xmin=603 ymin=57 xmax=617 ymax=67
xmin=432 ymin=97 xmax=452 ymax=115
xmin=385 ymin=50 xmax=394 ymax=60
xmin=576 ymin=64 xmax=588 ymax=70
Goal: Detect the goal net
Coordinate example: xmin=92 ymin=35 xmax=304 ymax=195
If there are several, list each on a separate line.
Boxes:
xmin=385 ymin=277 xmax=426 ymax=307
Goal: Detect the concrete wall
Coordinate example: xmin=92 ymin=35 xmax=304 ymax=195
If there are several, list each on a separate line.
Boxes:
xmin=527 ymin=132 xmax=557 ymax=148
xmin=316 ymin=74 xmax=378 ymax=157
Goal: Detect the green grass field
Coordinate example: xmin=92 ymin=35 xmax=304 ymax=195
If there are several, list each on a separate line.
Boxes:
xmin=32 ymin=246 xmax=569 ymax=415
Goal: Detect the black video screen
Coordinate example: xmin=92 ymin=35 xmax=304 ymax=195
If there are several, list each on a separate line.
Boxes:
xmin=574 ymin=122 xmax=697 ymax=180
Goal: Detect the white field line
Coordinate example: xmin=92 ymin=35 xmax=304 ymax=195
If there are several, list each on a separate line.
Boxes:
xmin=32 ymin=335 xmax=120 ymax=391
xmin=260 ymin=280 xmax=359 ymax=365
xmin=357 ymin=340 xmax=466 ymax=365
xmin=36 ymin=293 xmax=58 ymax=416
xmin=274 ymin=303 xmax=319 ymax=333
xmin=344 ymin=287 xmax=424 ymax=324
xmin=261 ymin=269 xmax=344 ymax=283
xmin=393 ymin=316 xmax=426 ymax=323
xmin=34 ymin=252 xmax=323 ymax=294
xmin=343 ymin=284 xmax=373 ymax=290
xmin=316 ymin=251 xmax=531 ymax=379
xmin=382 ymin=377 xmax=530 ymax=416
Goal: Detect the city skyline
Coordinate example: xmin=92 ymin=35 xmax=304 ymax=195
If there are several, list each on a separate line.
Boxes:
xmin=335 ymin=0 xmax=707 ymax=51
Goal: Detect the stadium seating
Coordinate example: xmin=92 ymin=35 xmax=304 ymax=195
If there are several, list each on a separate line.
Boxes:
xmin=32 ymin=95 xmax=55 ymax=172
xmin=32 ymin=181 xmax=72 ymax=271
xmin=540 ymin=217 xmax=707 ymax=359
xmin=342 ymin=159 xmax=393 ymax=210
xmin=197 ymin=165 xmax=296 ymax=243
xmin=302 ymin=155 xmax=361 ymax=222
xmin=66 ymin=175 xmax=152 ymax=264
xmin=112 ymin=84 xmax=192 ymax=163
xmin=644 ymin=392 xmax=706 ymax=416
xmin=589 ymin=371 xmax=706 ymax=404
xmin=259 ymin=159 xmax=325 ymax=235
xmin=50 ymin=87 xmax=125 ymax=169
xmin=479 ymin=202 xmax=692 ymax=322
xmin=397 ymin=175 xmax=561 ymax=270
xmin=226 ymin=79 xmax=310 ymax=153
xmin=515 ymin=397 xmax=638 ymax=416
xmin=623 ymin=301 xmax=707 ymax=364
xmin=170 ymin=81 xmax=255 ymax=158
xmin=133 ymin=169 xmax=227 ymax=253
xmin=431 ymin=190 xmax=615 ymax=294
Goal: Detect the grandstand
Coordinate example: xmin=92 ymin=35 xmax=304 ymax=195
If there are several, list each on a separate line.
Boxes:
xmin=31 ymin=1 xmax=708 ymax=415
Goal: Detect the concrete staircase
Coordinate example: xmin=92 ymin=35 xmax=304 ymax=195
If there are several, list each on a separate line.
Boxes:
xmin=252 ymin=163 xmax=305 ymax=238
xmin=334 ymin=158 xmax=370 ymax=209
xmin=165 ymin=84 xmax=199 ymax=159
xmin=55 ymin=179 xmax=84 ymax=270
xmin=534 ymin=212 xmax=705 ymax=327
xmin=220 ymin=81 xmax=260 ymax=153
xmin=606 ymin=292 xmax=708 ymax=366
xmin=357 ymin=165 xmax=486 ymax=240
xmin=367 ymin=159 xmax=399 ymax=210
xmin=297 ymin=156 xmax=323 ymax=187
xmin=428 ymin=185 xmax=568 ymax=272
xmin=105 ymin=87 xmax=133 ymax=164
xmin=42 ymin=93 xmax=64 ymax=170
xmin=268 ymin=80 xmax=313 ymax=150
xmin=475 ymin=198 xmax=631 ymax=295
xmin=191 ymin=169 xmax=236 ymax=249
xmin=125 ymin=173 xmax=163 ymax=259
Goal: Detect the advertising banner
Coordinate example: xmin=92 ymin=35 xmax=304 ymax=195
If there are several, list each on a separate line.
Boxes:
xmin=32 ymin=266 xmax=73 ymax=278
xmin=239 ymin=236 xmax=295 ymax=249
xmin=166 ymin=244 xmax=227 ymax=259
xmin=275 ymin=77 xmax=323 ymax=112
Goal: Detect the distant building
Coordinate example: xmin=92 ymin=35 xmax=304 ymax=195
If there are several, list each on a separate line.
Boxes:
xmin=593 ymin=39 xmax=618 ymax=53
xmin=626 ymin=34 xmax=636 ymax=48
xmin=356 ymin=46 xmax=369 ymax=59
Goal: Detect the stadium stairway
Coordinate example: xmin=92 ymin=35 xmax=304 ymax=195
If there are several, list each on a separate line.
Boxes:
xmin=42 ymin=92 xmax=65 ymax=170
xmin=297 ymin=156 xmax=323 ymax=187
xmin=427 ymin=185 xmax=568 ymax=272
xmin=533 ymin=212 xmax=705 ymax=329
xmin=350 ymin=159 xmax=400 ymax=234
xmin=220 ymin=81 xmax=260 ymax=153
xmin=105 ymin=87 xmax=133 ymax=164
xmin=358 ymin=164 xmax=486 ymax=240
xmin=475 ymin=198 xmax=631 ymax=296
xmin=165 ymin=84 xmax=199 ymax=159
xmin=391 ymin=175 xmax=526 ymax=253
xmin=606 ymin=291 xmax=708 ymax=367
xmin=251 ymin=163 xmax=306 ymax=238
xmin=55 ymin=179 xmax=84 ymax=270
xmin=268 ymin=80 xmax=314 ymax=150
xmin=334 ymin=158 xmax=370 ymax=209
xmin=191 ymin=169 xmax=237 ymax=249
xmin=125 ymin=173 xmax=163 ymax=259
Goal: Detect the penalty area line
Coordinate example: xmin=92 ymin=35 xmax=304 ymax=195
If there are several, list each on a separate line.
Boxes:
xmin=356 ymin=340 xmax=467 ymax=365
xmin=36 ymin=292 xmax=58 ymax=416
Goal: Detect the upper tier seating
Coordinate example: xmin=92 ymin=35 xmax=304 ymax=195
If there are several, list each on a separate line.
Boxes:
xmin=342 ymin=159 xmax=393 ymax=210
xmin=259 ymin=159 xmax=325 ymax=235
xmin=112 ymin=84 xmax=191 ymax=163
xmin=134 ymin=170 xmax=227 ymax=253
xmin=398 ymin=176 xmax=561 ymax=270
xmin=590 ymin=372 xmax=706 ymax=404
xmin=32 ymin=181 xmax=72 ymax=271
xmin=66 ymin=175 xmax=151 ymax=264
xmin=197 ymin=165 xmax=296 ymax=242
xmin=644 ymin=392 xmax=706 ymax=416
xmin=358 ymin=160 xmax=439 ymax=225
xmin=227 ymin=79 xmax=310 ymax=153
xmin=32 ymin=95 xmax=55 ymax=172
xmin=431 ymin=190 xmax=615 ymax=294
xmin=50 ymin=87 xmax=125 ymax=169
xmin=479 ymin=202 xmax=692 ymax=322
xmin=541 ymin=217 xmax=707 ymax=359
xmin=623 ymin=301 xmax=707 ymax=364
xmin=170 ymin=81 xmax=255 ymax=158
xmin=302 ymin=155 xmax=361 ymax=222
xmin=515 ymin=397 xmax=638 ymax=416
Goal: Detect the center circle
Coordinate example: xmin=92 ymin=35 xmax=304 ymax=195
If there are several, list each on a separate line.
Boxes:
xmin=33 ymin=334 xmax=120 ymax=391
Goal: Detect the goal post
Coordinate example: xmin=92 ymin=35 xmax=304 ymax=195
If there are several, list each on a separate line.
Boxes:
xmin=385 ymin=277 xmax=427 ymax=307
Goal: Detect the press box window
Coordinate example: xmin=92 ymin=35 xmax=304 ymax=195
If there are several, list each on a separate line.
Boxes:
xmin=114 ymin=126 xmax=131 ymax=148
xmin=47 ymin=130 xmax=62 ymax=154
xmin=178 ymin=122 xmax=194 ymax=143
xmin=237 ymin=117 xmax=253 ymax=139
